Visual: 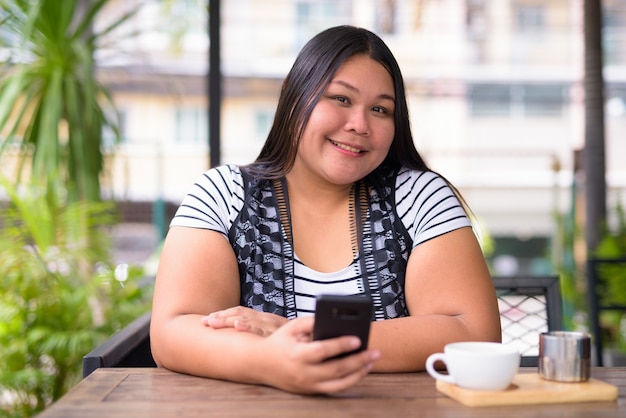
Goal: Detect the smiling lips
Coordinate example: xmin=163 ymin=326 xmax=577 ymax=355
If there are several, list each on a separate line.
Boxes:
xmin=330 ymin=140 xmax=363 ymax=154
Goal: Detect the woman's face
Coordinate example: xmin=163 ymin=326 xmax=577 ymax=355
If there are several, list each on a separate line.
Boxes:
xmin=290 ymin=54 xmax=396 ymax=187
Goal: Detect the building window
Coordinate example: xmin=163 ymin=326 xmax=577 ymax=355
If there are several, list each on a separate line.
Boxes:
xmin=465 ymin=0 xmax=488 ymax=63
xmin=375 ymin=0 xmax=397 ymax=35
xmin=524 ymin=85 xmax=565 ymax=117
xmin=175 ymin=107 xmax=207 ymax=144
xmin=603 ymin=1 xmax=626 ymax=65
xmin=468 ymin=83 xmax=565 ymax=118
xmin=468 ymin=84 xmax=511 ymax=117
xmin=157 ymin=0 xmax=205 ymax=34
xmin=466 ymin=0 xmax=488 ymax=38
xmin=514 ymin=4 xmax=545 ymax=34
xmin=295 ymin=0 xmax=352 ymax=50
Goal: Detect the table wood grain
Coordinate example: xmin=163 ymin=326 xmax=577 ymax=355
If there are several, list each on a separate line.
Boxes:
xmin=36 ymin=367 xmax=626 ymax=417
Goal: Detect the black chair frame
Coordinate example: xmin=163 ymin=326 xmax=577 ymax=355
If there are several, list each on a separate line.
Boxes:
xmin=82 ymin=312 xmax=156 ymax=378
xmin=493 ymin=275 xmax=563 ymax=367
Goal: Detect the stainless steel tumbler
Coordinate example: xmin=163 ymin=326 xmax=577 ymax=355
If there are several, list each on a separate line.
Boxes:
xmin=538 ymin=331 xmax=591 ymax=382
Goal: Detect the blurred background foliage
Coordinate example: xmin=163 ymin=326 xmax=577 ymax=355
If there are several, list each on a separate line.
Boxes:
xmin=593 ymin=201 xmax=626 ymax=354
xmin=0 ymin=177 xmax=152 ymax=417
xmin=0 ymin=0 xmax=138 ymax=202
xmin=0 ymin=1 xmax=152 ymax=416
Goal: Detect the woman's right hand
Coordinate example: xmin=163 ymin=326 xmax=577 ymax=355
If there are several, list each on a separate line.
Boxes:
xmin=201 ymin=306 xmax=289 ymax=337
xmin=256 ymin=316 xmax=380 ymax=394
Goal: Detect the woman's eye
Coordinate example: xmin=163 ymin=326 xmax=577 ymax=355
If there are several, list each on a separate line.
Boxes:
xmin=372 ymin=106 xmax=386 ymax=114
xmin=335 ymin=96 xmax=349 ymax=104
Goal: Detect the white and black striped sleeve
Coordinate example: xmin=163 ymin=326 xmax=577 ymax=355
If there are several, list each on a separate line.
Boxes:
xmin=395 ymin=167 xmax=471 ymax=247
xmin=169 ymin=164 xmax=244 ymax=237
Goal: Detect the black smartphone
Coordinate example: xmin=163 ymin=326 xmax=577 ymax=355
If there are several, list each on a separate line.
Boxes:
xmin=312 ymin=294 xmax=373 ymax=358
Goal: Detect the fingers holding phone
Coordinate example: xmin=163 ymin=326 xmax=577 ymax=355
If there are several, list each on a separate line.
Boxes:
xmin=312 ymin=294 xmax=373 ymax=360
xmin=256 ymin=299 xmax=379 ymax=394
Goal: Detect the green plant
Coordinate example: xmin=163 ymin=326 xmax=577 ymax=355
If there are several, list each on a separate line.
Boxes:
xmin=0 ymin=4 xmax=153 ymax=416
xmin=0 ymin=0 xmax=138 ymax=202
xmin=551 ymin=204 xmax=587 ymax=331
xmin=0 ymin=177 xmax=152 ymax=417
xmin=593 ymin=199 xmax=626 ymax=353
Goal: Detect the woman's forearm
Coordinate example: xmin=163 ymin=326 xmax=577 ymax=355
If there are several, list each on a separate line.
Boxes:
xmin=369 ymin=313 xmax=501 ymax=372
xmin=151 ymin=314 xmax=269 ymax=384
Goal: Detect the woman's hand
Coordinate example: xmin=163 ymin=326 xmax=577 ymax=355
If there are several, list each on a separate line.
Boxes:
xmin=201 ymin=306 xmax=289 ymax=336
xmin=258 ymin=317 xmax=381 ymax=394
xmin=203 ymin=312 xmax=380 ymax=394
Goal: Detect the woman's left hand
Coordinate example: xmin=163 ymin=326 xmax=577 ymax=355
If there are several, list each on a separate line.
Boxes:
xmin=201 ymin=306 xmax=289 ymax=337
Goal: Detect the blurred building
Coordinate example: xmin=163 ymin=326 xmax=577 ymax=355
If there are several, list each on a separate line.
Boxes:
xmin=93 ymin=0 xmax=626 ymax=275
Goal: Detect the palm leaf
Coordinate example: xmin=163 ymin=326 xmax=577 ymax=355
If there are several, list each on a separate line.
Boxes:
xmin=0 ymin=0 xmax=138 ymax=202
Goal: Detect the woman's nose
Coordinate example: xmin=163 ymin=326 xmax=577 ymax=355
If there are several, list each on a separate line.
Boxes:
xmin=344 ymin=109 xmax=370 ymax=135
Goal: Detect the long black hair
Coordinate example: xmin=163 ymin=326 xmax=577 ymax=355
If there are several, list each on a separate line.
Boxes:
xmin=246 ymin=25 xmax=429 ymax=178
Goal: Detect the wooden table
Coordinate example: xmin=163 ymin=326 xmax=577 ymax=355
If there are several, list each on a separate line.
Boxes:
xmin=37 ymin=367 xmax=626 ymax=417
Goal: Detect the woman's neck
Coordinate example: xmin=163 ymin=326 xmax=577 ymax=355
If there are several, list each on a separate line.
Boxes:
xmin=284 ymin=170 xmax=353 ymax=208
xmin=280 ymin=173 xmax=357 ymax=272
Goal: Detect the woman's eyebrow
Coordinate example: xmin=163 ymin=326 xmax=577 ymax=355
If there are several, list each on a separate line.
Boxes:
xmin=330 ymin=80 xmax=395 ymax=102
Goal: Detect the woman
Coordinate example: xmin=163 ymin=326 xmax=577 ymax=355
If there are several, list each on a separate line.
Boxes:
xmin=150 ymin=25 xmax=501 ymax=394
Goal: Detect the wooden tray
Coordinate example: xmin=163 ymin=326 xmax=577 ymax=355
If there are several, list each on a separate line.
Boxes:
xmin=436 ymin=373 xmax=618 ymax=407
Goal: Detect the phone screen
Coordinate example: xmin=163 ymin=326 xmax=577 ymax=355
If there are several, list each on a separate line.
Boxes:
xmin=312 ymin=294 xmax=373 ymax=358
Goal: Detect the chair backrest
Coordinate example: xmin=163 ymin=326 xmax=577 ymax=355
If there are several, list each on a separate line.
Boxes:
xmin=492 ymin=275 xmax=563 ymax=367
xmin=82 ymin=311 xmax=156 ymax=378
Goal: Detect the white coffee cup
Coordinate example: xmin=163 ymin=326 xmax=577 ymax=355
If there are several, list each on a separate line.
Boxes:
xmin=426 ymin=342 xmax=520 ymax=391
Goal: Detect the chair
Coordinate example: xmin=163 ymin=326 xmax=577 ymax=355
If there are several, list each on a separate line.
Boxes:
xmin=492 ymin=275 xmax=563 ymax=367
xmin=82 ymin=312 xmax=156 ymax=378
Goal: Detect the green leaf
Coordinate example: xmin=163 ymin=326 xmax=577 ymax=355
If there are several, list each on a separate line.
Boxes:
xmin=0 ymin=0 xmax=139 ymax=202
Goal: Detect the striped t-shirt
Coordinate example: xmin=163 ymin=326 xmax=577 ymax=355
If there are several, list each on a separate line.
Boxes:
xmin=171 ymin=164 xmax=471 ymax=318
